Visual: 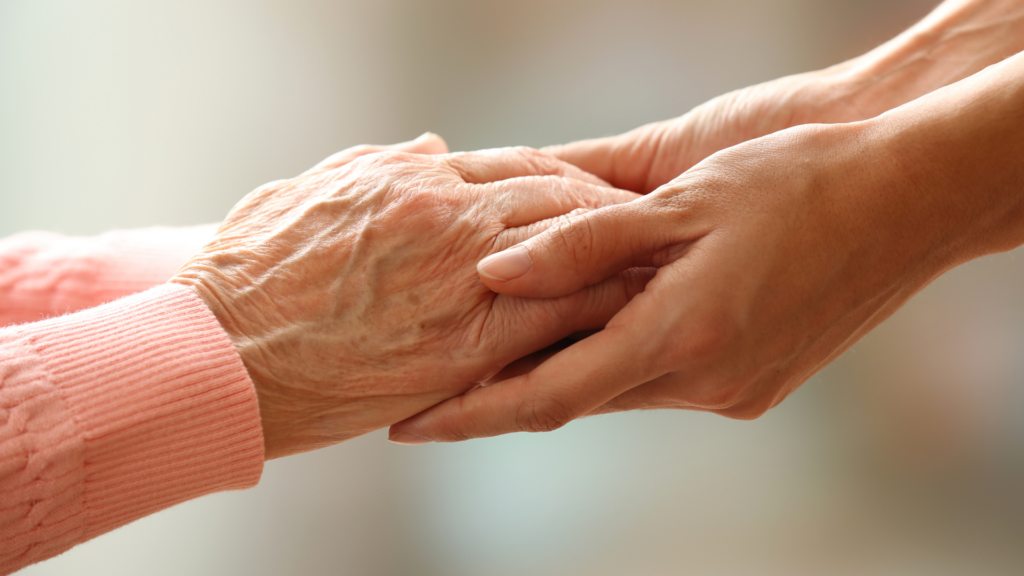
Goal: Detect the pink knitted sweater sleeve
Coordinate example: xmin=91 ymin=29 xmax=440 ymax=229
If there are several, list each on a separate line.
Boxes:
xmin=0 ymin=224 xmax=218 ymax=326
xmin=0 ymin=227 xmax=265 ymax=575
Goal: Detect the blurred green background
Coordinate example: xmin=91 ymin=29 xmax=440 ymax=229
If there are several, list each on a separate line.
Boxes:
xmin=4 ymin=0 xmax=1023 ymax=574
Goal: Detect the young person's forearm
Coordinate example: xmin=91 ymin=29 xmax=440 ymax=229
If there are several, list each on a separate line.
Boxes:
xmin=866 ymin=49 xmax=1024 ymax=269
xmin=833 ymin=0 xmax=1024 ymax=117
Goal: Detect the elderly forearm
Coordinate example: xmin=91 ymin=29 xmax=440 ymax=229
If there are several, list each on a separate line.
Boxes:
xmin=0 ymin=286 xmax=263 ymax=575
xmin=835 ymin=0 xmax=1024 ymax=118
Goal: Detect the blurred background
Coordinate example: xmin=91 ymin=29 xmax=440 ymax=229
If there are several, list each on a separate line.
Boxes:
xmin=4 ymin=0 xmax=1024 ymax=574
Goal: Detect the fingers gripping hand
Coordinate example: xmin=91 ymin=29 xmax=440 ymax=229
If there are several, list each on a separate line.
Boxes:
xmin=473 ymin=198 xmax=687 ymax=297
xmin=387 ymin=193 xmax=693 ymax=444
xmin=389 ymin=121 xmax=960 ymax=444
xmin=172 ymin=145 xmax=647 ymax=458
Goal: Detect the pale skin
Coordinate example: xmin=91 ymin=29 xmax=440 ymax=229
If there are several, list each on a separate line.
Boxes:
xmin=388 ymin=0 xmax=1024 ymax=443
xmin=170 ymin=140 xmax=650 ymax=459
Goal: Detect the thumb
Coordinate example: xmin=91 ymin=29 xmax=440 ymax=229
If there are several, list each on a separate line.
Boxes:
xmin=477 ymin=197 xmax=674 ymax=299
xmin=543 ymin=121 xmax=669 ymax=194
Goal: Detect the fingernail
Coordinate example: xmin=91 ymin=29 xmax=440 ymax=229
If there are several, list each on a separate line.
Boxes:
xmin=478 ymin=246 xmax=532 ymax=281
xmin=415 ymin=131 xmax=435 ymax=142
xmin=388 ymin=432 xmax=432 ymax=446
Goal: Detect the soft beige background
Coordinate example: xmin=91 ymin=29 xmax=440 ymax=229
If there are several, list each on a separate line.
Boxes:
xmin=4 ymin=0 xmax=1024 ymax=574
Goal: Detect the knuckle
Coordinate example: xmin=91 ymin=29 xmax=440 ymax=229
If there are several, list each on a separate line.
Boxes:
xmin=384 ymin=189 xmax=455 ymax=230
xmin=510 ymin=145 xmax=541 ymax=157
xmin=547 ymin=291 xmax=585 ymax=326
xmin=682 ymin=366 xmax=769 ymax=413
xmin=718 ymin=378 xmax=796 ymax=420
xmin=362 ymin=149 xmax=413 ymax=167
xmin=545 ymin=176 xmax=585 ymax=206
xmin=440 ymin=426 xmax=475 ymax=443
xmin=513 ymin=146 xmax=558 ymax=171
xmin=342 ymin=151 xmax=406 ymax=184
xmin=435 ymin=397 xmax=479 ymax=443
xmin=662 ymin=314 xmax=738 ymax=369
xmin=549 ymin=214 xmax=596 ymax=273
xmin=716 ymin=397 xmax=773 ymax=421
xmin=542 ymin=207 xmax=592 ymax=230
xmin=515 ymin=391 xmax=577 ymax=433
xmin=619 ymin=266 xmax=656 ymax=299
xmin=695 ymin=382 xmax=749 ymax=411
xmin=647 ymin=179 xmax=705 ymax=218
xmin=347 ymin=150 xmax=420 ymax=177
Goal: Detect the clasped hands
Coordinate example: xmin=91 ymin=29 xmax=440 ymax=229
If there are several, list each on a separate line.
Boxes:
xmin=169 ymin=71 xmax=856 ymax=458
xmin=173 ymin=43 xmax=1024 ymax=457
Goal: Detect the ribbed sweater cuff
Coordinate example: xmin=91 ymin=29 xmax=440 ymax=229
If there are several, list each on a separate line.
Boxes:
xmin=19 ymin=284 xmax=264 ymax=539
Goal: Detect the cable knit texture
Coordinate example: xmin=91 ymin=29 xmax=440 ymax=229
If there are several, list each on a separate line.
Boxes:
xmin=0 ymin=225 xmax=216 ymax=327
xmin=0 ymin=227 xmax=264 ymax=575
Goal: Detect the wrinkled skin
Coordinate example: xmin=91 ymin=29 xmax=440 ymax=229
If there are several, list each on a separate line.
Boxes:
xmin=171 ymin=143 xmax=649 ymax=458
xmin=389 ymin=52 xmax=1024 ymax=442
xmin=384 ymin=0 xmax=1024 ymax=444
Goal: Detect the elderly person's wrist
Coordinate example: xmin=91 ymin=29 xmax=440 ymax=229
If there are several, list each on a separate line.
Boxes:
xmin=169 ymin=272 xmax=292 ymax=460
xmin=827 ymin=0 xmax=1024 ymax=122
xmin=172 ymin=144 xmax=644 ymax=461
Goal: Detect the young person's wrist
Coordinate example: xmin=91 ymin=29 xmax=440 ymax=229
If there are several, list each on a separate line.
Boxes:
xmin=857 ymin=50 xmax=1024 ymax=271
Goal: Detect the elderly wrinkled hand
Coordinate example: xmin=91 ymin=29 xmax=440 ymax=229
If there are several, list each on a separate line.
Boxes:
xmin=171 ymin=143 xmax=650 ymax=458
